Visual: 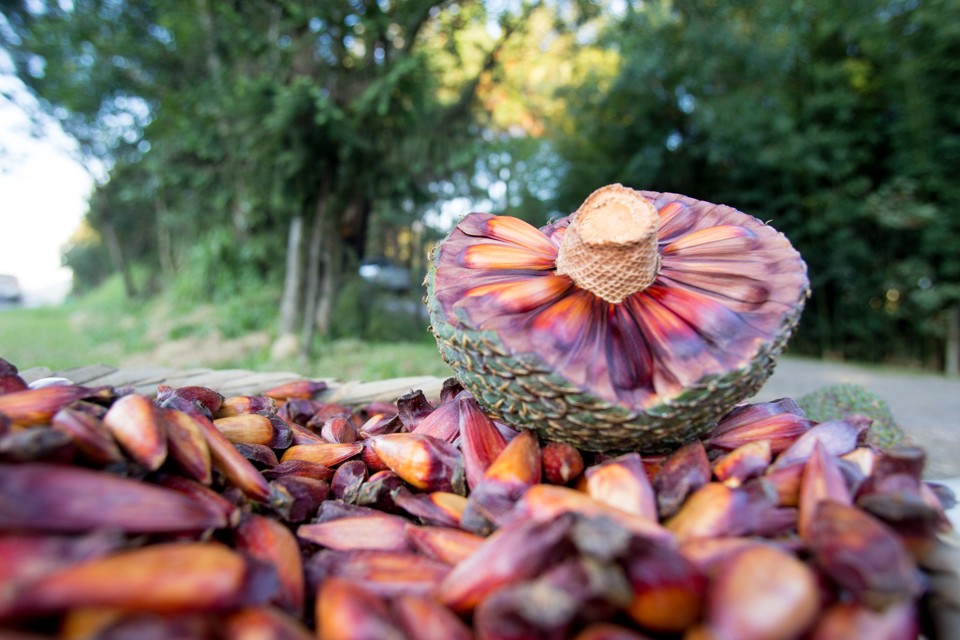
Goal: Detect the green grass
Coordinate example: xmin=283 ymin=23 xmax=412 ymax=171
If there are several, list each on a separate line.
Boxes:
xmin=0 ymin=276 xmax=147 ymax=372
xmin=0 ymin=276 xmax=453 ymax=382
xmin=218 ymin=339 xmax=454 ymax=382
xmin=0 ymin=304 xmax=108 ymax=371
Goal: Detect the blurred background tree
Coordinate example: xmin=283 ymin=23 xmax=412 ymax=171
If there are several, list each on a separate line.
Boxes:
xmin=2 ymin=0 xmax=958 ymax=372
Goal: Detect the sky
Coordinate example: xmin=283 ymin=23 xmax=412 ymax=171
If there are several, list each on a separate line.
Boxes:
xmin=0 ymin=71 xmax=91 ymax=303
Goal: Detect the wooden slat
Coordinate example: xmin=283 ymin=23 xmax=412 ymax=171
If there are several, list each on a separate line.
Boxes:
xmin=320 ymin=376 xmax=446 ymax=405
xmin=178 ymin=370 xmax=305 ymax=398
xmin=19 ymin=367 xmax=54 ymax=383
xmin=84 ymin=366 xmax=183 ymax=390
xmin=19 ymin=363 xmax=448 ymax=405
xmin=46 ymin=364 xmax=118 ymax=385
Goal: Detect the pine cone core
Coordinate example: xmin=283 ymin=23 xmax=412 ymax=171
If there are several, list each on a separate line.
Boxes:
xmin=555 ymin=184 xmax=661 ymax=303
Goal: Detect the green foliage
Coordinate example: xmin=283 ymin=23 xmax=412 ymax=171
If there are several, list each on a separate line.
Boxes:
xmin=329 ymin=275 xmax=432 ymax=343
xmin=169 ymin=228 xmax=280 ymax=305
xmin=507 ymin=0 xmax=960 ymax=369
xmin=797 ymin=383 xmax=906 ymax=449
xmin=61 ymin=230 xmax=113 ymax=294
xmin=328 ymin=275 xmax=371 ymax=340
xmin=2 ymin=0 xmax=561 ymax=358
xmin=216 ymin=288 xmax=284 ymax=340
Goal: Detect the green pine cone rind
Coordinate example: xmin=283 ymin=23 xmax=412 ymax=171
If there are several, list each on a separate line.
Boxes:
xmin=425 ymin=262 xmax=805 ymax=453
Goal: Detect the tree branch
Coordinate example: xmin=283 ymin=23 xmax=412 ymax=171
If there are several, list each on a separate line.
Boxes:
xmin=403 ymin=0 xmax=453 ymax=52
xmin=439 ymin=0 xmax=540 ymax=129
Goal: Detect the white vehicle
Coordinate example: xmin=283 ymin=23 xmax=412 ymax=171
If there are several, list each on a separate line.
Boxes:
xmin=0 ymin=274 xmax=23 ymax=306
xmin=359 ymin=258 xmax=411 ymax=292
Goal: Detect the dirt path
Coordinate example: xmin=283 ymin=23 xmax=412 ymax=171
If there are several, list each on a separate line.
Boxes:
xmin=751 ymin=357 xmax=960 ymax=479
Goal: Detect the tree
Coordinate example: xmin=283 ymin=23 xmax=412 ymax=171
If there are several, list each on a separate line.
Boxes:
xmin=527 ymin=0 xmax=960 ymax=370
xmin=1 ymin=0 xmax=549 ymax=357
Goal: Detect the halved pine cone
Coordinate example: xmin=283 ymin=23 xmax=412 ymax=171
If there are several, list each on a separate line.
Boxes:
xmin=426 ymin=184 xmax=809 ymax=452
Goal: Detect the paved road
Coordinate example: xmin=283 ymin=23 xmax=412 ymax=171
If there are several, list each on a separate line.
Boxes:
xmin=750 ymin=357 xmax=960 ymax=479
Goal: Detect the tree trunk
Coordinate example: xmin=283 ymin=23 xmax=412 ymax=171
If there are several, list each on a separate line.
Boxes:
xmin=301 ymin=182 xmax=331 ymax=357
xmin=155 ymin=201 xmax=175 ymax=280
xmin=315 ymin=195 xmax=364 ymax=338
xmin=947 ymin=305 xmax=960 ymax=377
xmin=341 ymin=193 xmax=371 ymax=260
xmin=196 ymin=0 xmax=249 ymax=239
xmin=410 ymin=218 xmax=430 ymax=316
xmin=315 ymin=229 xmax=342 ymax=338
xmin=271 ymin=215 xmax=305 ymax=360
xmin=102 ymin=221 xmax=137 ymax=300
